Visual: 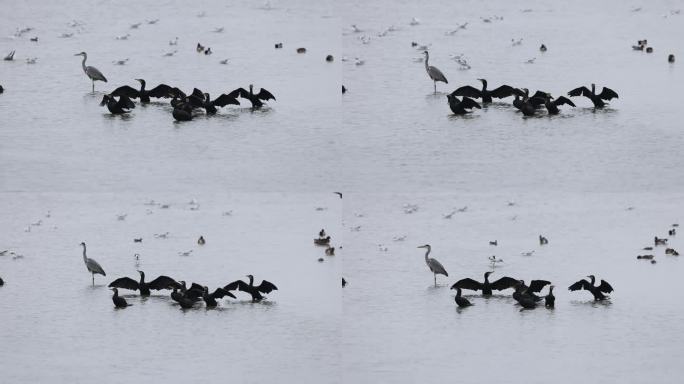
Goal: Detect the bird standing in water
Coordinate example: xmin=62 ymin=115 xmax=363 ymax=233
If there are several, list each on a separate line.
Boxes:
xmin=80 ymin=242 xmax=105 ymax=285
xmin=418 ymin=244 xmax=448 ymax=286
xmin=74 ymin=52 xmax=107 ymax=92
xmin=423 ymin=51 xmax=448 ymax=93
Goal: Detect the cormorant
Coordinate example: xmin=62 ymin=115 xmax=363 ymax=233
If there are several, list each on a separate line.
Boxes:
xmin=539 ymin=235 xmax=549 ymax=245
xmin=202 ymin=286 xmax=236 ymax=307
xmin=544 ymin=285 xmax=555 ymax=308
xmin=454 ymin=288 xmax=472 ymax=308
xmin=110 ymin=79 xmax=180 ymax=103
xmin=451 ymin=272 xmax=519 ymax=296
xmin=229 ymin=85 xmax=275 ymax=109
xmin=446 ymin=94 xmax=481 ymax=115
xmin=326 ymin=55 xmax=334 ymax=62
xmin=418 ymin=244 xmax=448 ymax=286
xmin=646 ymin=47 xmax=653 ymax=53
xmin=450 ymin=79 xmax=523 ymax=103
xmin=512 ymin=282 xmax=538 ymax=309
xmin=314 ymin=236 xmax=331 ymax=245
xmin=171 ymin=98 xmax=195 ymax=121
xmin=513 ymin=89 xmax=545 ymax=116
xmin=188 ymin=88 xmax=240 ymax=114
xmin=108 ymin=271 xmax=180 ymax=296
xmin=224 ymin=275 xmax=278 ymax=302
xmin=198 ymin=236 xmax=205 ymax=245
xmin=535 ymin=94 xmax=576 ymax=115
xmin=655 ymin=236 xmax=668 ymax=245
xmin=342 ymin=86 xmax=347 ymax=94
xmin=568 ymin=275 xmax=613 ymax=300
xmin=342 ymin=277 xmax=347 ymax=287
xmin=515 ymin=279 xmax=551 ymax=301
xmin=100 ymin=94 xmax=135 ymax=114
xmin=0 ymin=85 xmax=3 ymax=94
xmin=669 ymin=54 xmax=675 ymax=63
xmin=423 ymin=51 xmax=448 ymax=93
xmin=567 ymin=84 xmax=618 ymax=108
xmin=111 ymin=288 xmax=129 ymax=308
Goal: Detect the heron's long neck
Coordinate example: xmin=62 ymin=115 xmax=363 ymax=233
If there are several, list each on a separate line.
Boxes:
xmin=424 ymin=55 xmax=429 ymax=71
xmin=81 ymin=55 xmax=87 ymax=73
xmin=424 ymin=247 xmax=431 ymax=262
xmin=82 ymin=245 xmax=87 ymax=262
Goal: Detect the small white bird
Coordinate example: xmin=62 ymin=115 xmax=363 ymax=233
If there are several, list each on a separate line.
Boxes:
xmin=169 ymin=37 xmax=178 ymax=46
xmin=116 ymin=214 xmax=127 ymax=221
xmin=59 ymin=32 xmax=74 ymax=38
xmin=115 ymin=33 xmax=130 ymax=40
xmin=162 ymin=50 xmax=177 ymax=57
xmin=409 ymin=17 xmax=420 ymax=26
xmin=212 ymin=27 xmax=224 ymax=33
xmin=25 ymin=57 xmax=37 ymax=64
xmin=147 ymin=19 xmax=159 ymax=24
xmin=130 ymin=22 xmax=142 ymax=29
xmin=112 ymin=58 xmax=129 ymax=65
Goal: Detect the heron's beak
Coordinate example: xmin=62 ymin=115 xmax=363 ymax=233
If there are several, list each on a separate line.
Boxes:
xmin=74 ymin=53 xmax=81 ymax=56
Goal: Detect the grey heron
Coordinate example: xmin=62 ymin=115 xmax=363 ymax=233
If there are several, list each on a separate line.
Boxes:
xmin=110 ymin=288 xmax=130 ymax=308
xmin=423 ymin=51 xmax=448 ymax=93
xmin=417 ymin=244 xmax=448 ymax=286
xmin=567 ymin=84 xmax=618 ymax=108
xmin=224 ymin=275 xmax=278 ymax=302
xmin=80 ymin=242 xmax=105 ymax=285
xmin=568 ymin=275 xmax=613 ymax=301
xmin=74 ymin=52 xmax=107 ymax=92
xmin=108 ymin=271 xmax=180 ymax=296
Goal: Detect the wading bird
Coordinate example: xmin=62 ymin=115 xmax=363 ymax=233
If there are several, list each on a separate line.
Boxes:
xmin=568 ymin=275 xmax=613 ymax=300
xmin=229 ymin=85 xmax=275 ymax=109
xmin=108 ymin=271 xmax=180 ymax=296
xmin=567 ymin=84 xmax=618 ymax=108
xmin=450 ymin=79 xmax=522 ymax=103
xmin=418 ymin=244 xmax=448 ymax=286
xmin=110 ymin=79 xmax=179 ymax=103
xmin=100 ymin=94 xmax=135 ymax=114
xmin=224 ymin=275 xmax=278 ymax=302
xmin=451 ymin=271 xmax=518 ymax=296
xmin=74 ymin=52 xmax=107 ymax=92
xmin=80 ymin=242 xmax=106 ymax=285
xmin=423 ymin=51 xmax=448 ymax=93
xmin=446 ymin=94 xmax=481 ymax=115
xmin=110 ymin=288 xmax=129 ymax=308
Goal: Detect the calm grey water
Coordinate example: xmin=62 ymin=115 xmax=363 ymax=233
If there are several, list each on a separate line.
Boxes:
xmin=1 ymin=0 xmax=683 ymax=383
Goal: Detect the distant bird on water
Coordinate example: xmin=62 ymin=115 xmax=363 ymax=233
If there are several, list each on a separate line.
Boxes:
xmin=80 ymin=242 xmax=106 ymax=285
xmin=74 ymin=52 xmax=107 ymax=92
xmin=108 ymin=271 xmax=180 ymax=296
xmin=198 ymin=236 xmax=206 ymax=245
xmin=567 ymin=83 xmax=618 ymax=108
xmin=224 ymin=275 xmax=278 ymax=302
xmin=0 ymin=85 xmax=3 ymax=94
xmin=110 ymin=288 xmax=129 ymax=308
xmin=423 ymin=51 xmax=448 ymax=93
xmin=0 ymin=276 xmax=4 ymax=286
xmin=568 ymin=275 xmax=613 ymax=301
xmin=418 ymin=244 xmax=448 ymax=286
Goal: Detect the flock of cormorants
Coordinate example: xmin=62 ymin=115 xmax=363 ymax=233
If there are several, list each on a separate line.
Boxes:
xmin=418 ymin=244 xmax=614 ymax=310
xmin=102 ymin=79 xmax=276 ymax=121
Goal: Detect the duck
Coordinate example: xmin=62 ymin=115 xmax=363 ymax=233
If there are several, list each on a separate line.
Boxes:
xmin=637 ymin=254 xmax=654 ymax=259
xmin=196 ymin=43 xmax=205 ymax=52
xmin=198 ymin=236 xmax=205 ymax=245
xmin=454 ymin=288 xmax=472 ymax=308
xmin=275 ymin=43 xmax=283 ymax=49
xmin=489 ymin=240 xmax=498 ymax=246
xmin=539 ymin=44 xmax=547 ymax=52
xmin=668 ymin=228 xmax=676 ymax=236
xmin=297 ymin=47 xmax=307 ymax=53
xmin=314 ymin=236 xmax=331 ymax=245
xmin=319 ymin=229 xmax=327 ymax=237
xmin=654 ymin=236 xmax=668 ymax=245
xmin=204 ymin=47 xmax=212 ymax=55
xmin=669 ymin=54 xmax=675 ymax=63
xmin=325 ymin=246 xmax=335 ymax=256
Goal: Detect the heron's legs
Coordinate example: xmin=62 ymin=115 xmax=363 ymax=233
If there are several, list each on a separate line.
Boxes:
xmin=434 ymin=273 xmax=437 ymax=287
xmin=92 ymin=80 xmax=95 ymax=93
xmin=92 ymin=273 xmax=94 ymax=286
xmin=433 ymin=81 xmax=436 ymax=94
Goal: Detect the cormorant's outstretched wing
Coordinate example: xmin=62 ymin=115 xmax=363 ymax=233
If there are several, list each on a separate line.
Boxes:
xmin=531 ymin=90 xmax=550 ymax=100
xmin=553 ymin=96 xmax=576 ymax=107
xmin=257 ymin=88 xmax=276 ymax=101
xmin=450 ymin=85 xmax=482 ymax=98
xmin=170 ymin=87 xmax=186 ymax=99
xmin=110 ymin=85 xmax=140 ymax=99
xmin=213 ymin=93 xmax=241 ymax=107
xmin=528 ymin=280 xmax=551 ymax=293
xmin=147 ymin=84 xmax=178 ymax=99
xmin=599 ymin=87 xmax=619 ymax=100
xmin=257 ymin=280 xmax=278 ymax=293
xmin=231 ymin=88 xmax=249 ymax=99
xmin=450 ymin=278 xmax=483 ymax=291
xmin=460 ymin=97 xmax=482 ymax=109
xmin=224 ymin=280 xmax=248 ymax=292
xmin=568 ymin=86 xmax=590 ymax=97
xmin=211 ymin=287 xmax=237 ymax=299
xmin=185 ymin=283 xmax=204 ymax=300
xmin=490 ymin=276 xmax=519 ymax=291
xmin=489 ymin=85 xmax=518 ymax=99
xmin=568 ymin=279 xmax=591 ymax=291
xmin=147 ymin=275 xmax=180 ymax=290
xmin=118 ymin=95 xmax=136 ymax=109
xmin=529 ymin=97 xmax=547 ymax=108
xmin=109 ymin=277 xmax=139 ymax=291
xmin=598 ymin=280 xmax=614 ymax=293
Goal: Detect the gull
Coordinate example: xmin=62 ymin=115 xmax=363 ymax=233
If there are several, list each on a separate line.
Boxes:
xmin=521 ymin=250 xmax=535 ymax=256
xmin=525 ymin=57 xmax=536 ymax=64
xmin=115 ymin=33 xmax=130 ymax=40
xmin=67 ymin=20 xmax=84 ymax=27
xmin=393 ymin=235 xmax=407 ymax=241
xmin=219 ymin=59 xmax=229 ymax=65
xmin=403 ymin=204 xmax=419 ymax=214
xmin=507 ymin=201 xmax=516 ymax=206
xmin=147 ymin=19 xmax=159 ymax=24
xmin=45 ymin=211 xmax=51 ymax=218
xmin=315 ymin=207 xmax=328 ymax=211
xmin=58 ymin=32 xmax=74 ymax=38
xmin=112 ymin=58 xmax=129 ymax=65
xmin=511 ymin=38 xmax=523 ymax=46
xmin=190 ymin=204 xmax=200 ymax=211
xmin=443 ymin=210 xmax=457 ymax=219
xmin=25 ymin=57 xmax=37 ymax=64
xmin=130 ymin=22 xmax=142 ymax=29
xmin=409 ymin=17 xmax=420 ymax=26
xmin=197 ymin=11 xmax=206 ymax=17
xmin=178 ymin=250 xmax=193 ymax=257
xmin=4 ymin=50 xmax=16 ymax=61
xmin=116 ymin=214 xmax=127 ymax=221
xmin=354 ymin=212 xmax=365 ymax=218
xmin=489 ymin=255 xmax=504 ymax=267
xmin=0 ymin=250 xmax=8 ymax=256
xmin=359 ymin=35 xmax=371 ymax=44
xmin=25 ymin=226 xmax=31 ymax=232
xmin=351 ymin=225 xmax=362 ymax=232
xmin=354 ymin=57 xmax=365 ymax=65
xmin=457 ymin=206 xmax=468 ymax=212
xmin=378 ymin=244 xmax=388 ymax=252
xmin=169 ymin=37 xmax=178 ymax=45
xmin=212 ymin=27 xmax=224 ymax=33
xmin=350 ymin=24 xmax=362 ymax=33
xmin=162 ymin=50 xmax=177 ymax=57
xmin=222 ymin=210 xmax=233 ymax=216
xmin=154 ymin=232 xmax=170 ymax=239
xmin=144 ymin=200 xmax=158 ymax=206
xmin=31 ymin=220 xmax=42 ymax=226
xmin=160 ymin=204 xmax=170 ymax=209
